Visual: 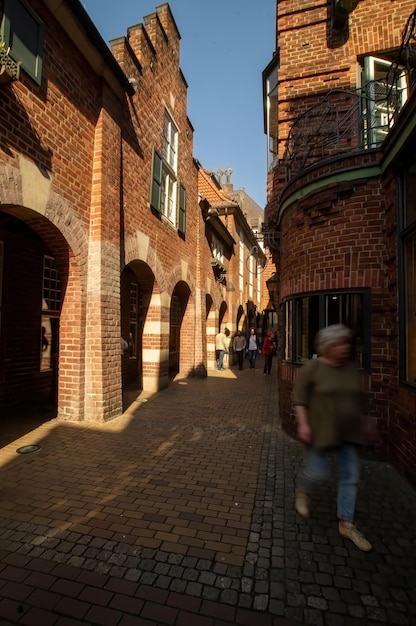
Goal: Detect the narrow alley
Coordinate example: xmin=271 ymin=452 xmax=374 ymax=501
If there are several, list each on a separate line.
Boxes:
xmin=0 ymin=361 xmax=415 ymax=625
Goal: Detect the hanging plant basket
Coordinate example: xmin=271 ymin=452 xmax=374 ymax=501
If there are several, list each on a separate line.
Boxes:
xmin=0 ymin=44 xmax=21 ymax=84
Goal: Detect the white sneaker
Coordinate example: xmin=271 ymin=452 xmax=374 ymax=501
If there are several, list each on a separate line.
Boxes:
xmin=295 ymin=491 xmax=309 ymax=518
xmin=339 ymin=522 xmax=372 ymax=551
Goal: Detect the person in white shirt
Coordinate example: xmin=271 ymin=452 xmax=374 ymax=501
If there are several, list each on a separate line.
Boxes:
xmin=215 ymin=329 xmax=229 ymax=370
xmin=247 ymin=327 xmax=260 ymax=369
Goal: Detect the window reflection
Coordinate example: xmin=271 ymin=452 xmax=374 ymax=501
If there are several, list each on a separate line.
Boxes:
xmin=284 ymin=291 xmax=367 ymax=368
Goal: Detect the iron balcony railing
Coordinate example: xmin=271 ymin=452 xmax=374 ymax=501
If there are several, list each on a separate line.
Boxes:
xmin=281 ymin=9 xmax=416 ymax=182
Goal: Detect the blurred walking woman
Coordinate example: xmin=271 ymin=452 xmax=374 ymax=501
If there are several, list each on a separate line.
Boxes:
xmin=293 ymin=324 xmax=372 ymax=551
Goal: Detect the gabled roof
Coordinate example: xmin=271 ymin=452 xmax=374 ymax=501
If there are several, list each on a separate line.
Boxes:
xmin=196 ymin=160 xmax=266 ymax=264
xmin=197 ymin=166 xmax=238 ymax=208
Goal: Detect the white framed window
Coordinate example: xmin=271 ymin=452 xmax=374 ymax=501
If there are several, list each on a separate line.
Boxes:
xmin=211 ymin=235 xmax=224 ymax=264
xmin=263 ymin=60 xmax=279 ymax=171
xmin=362 ymin=56 xmax=408 ymax=148
xmin=163 ymin=112 xmax=178 ymax=172
xmin=150 ymin=112 xmax=185 ymax=230
xmin=41 ymin=256 xmax=61 ymax=372
xmin=239 ymin=239 xmax=244 ymax=293
xmin=248 ymin=255 xmax=254 ymax=299
xmin=161 ymin=165 xmax=177 ymax=223
xmin=257 ymin=264 xmax=261 ymax=303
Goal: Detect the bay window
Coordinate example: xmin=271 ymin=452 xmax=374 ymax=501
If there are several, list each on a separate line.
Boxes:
xmin=283 ymin=290 xmax=370 ymax=369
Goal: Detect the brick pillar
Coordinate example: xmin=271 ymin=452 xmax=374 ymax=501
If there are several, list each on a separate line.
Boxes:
xmin=58 ymin=254 xmax=86 ymax=421
xmin=177 ymin=293 xmax=193 ymax=376
xmin=84 ymin=103 xmax=123 ymax=421
xmin=206 ymin=291 xmax=218 ymax=371
xmin=142 ymin=291 xmax=169 ymax=392
xmin=194 ymin=287 xmax=207 ymax=376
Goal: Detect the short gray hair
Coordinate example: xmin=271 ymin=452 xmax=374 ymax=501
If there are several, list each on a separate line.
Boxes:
xmin=315 ymin=324 xmax=353 ymax=355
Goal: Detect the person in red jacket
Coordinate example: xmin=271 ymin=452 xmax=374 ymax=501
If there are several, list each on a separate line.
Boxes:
xmin=262 ymin=331 xmax=276 ymax=375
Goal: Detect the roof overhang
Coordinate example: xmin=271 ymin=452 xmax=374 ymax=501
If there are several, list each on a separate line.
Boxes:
xmin=43 ymin=0 xmax=134 ymax=98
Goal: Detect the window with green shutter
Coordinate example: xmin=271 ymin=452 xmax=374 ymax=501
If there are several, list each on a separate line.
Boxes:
xmin=178 ymin=184 xmax=186 ymax=235
xmin=151 ymin=111 xmax=182 ymax=230
xmin=1 ymin=0 xmax=44 ymax=85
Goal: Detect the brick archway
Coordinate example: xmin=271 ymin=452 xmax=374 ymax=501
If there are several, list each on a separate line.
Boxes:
xmin=120 ymin=261 xmax=167 ymax=394
xmin=0 ymin=201 xmax=87 ymax=420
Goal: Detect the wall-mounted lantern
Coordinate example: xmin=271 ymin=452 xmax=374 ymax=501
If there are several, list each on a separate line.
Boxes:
xmin=333 ymin=0 xmax=360 ymax=29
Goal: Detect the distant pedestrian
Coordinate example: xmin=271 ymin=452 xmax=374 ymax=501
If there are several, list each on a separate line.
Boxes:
xmin=233 ymin=330 xmax=246 ymax=370
xmin=223 ymin=328 xmax=231 ymax=368
xmin=215 ymin=328 xmax=229 ymax=371
xmin=247 ymin=327 xmax=260 ymax=369
xmin=262 ymin=330 xmax=276 ymax=375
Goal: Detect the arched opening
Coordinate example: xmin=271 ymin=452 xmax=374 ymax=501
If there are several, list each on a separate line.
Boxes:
xmin=169 ymin=281 xmax=191 ymax=378
xmin=120 ymin=262 xmax=155 ymax=401
xmin=0 ymin=210 xmax=69 ymax=443
xmin=236 ymin=304 xmax=245 ymax=332
xmin=219 ymin=300 xmax=228 ymax=331
xmin=205 ymin=294 xmax=216 ymax=371
xmin=205 ymin=294 xmax=213 ymax=321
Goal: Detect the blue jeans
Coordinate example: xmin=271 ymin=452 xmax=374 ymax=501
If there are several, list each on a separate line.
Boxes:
xmin=248 ymin=349 xmax=257 ymax=368
xmin=217 ymin=350 xmax=225 ymax=370
xmin=297 ymin=443 xmax=360 ymax=523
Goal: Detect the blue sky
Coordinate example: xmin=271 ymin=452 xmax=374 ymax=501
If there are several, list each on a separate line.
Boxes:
xmin=82 ymin=0 xmax=276 ymax=208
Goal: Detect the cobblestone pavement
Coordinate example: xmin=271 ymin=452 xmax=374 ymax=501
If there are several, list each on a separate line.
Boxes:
xmin=0 ymin=362 xmax=416 ymax=625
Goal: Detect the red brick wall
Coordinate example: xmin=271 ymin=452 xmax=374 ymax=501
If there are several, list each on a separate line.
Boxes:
xmin=0 ymin=2 xmax=135 ymax=417
xmin=112 ymin=7 xmax=203 ymax=387
xmin=275 ymin=0 xmax=416 ymax=162
xmin=0 ymin=0 xmax=106 ymax=418
xmin=267 ymin=0 xmax=416 ymax=483
xmin=0 ymin=0 xmax=265 ymax=423
xmin=278 ymin=172 xmax=390 ymax=448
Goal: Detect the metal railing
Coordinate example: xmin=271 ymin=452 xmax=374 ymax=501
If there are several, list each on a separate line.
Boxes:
xmin=281 ymin=9 xmax=416 ymax=182
xmin=282 ymin=78 xmax=407 ymax=181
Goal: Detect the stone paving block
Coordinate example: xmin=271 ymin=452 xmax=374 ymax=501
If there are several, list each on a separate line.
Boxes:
xmin=84 ymin=604 xmax=124 ymax=625
xmin=0 ymin=598 xmax=26 ymax=622
xmin=0 ymin=581 xmax=34 ymax=603
xmin=108 ymin=592 xmax=145 ymax=614
xmin=140 ymin=600 xmax=178 ymax=624
xmin=201 ymin=598 xmax=236 ymax=621
xmin=54 ymin=617 xmax=86 ymax=626
xmin=78 ymin=584 xmax=113 ymax=606
xmin=53 ymin=596 xmax=90 ymax=619
xmin=19 ymin=606 xmax=58 ymax=626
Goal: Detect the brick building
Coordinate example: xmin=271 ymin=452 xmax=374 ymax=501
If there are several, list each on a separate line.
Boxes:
xmin=197 ymin=165 xmax=267 ymax=369
xmin=263 ymin=0 xmax=416 ymax=484
xmin=0 ymin=0 xmax=265 ymax=423
xmin=218 ymin=179 xmax=278 ymax=331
